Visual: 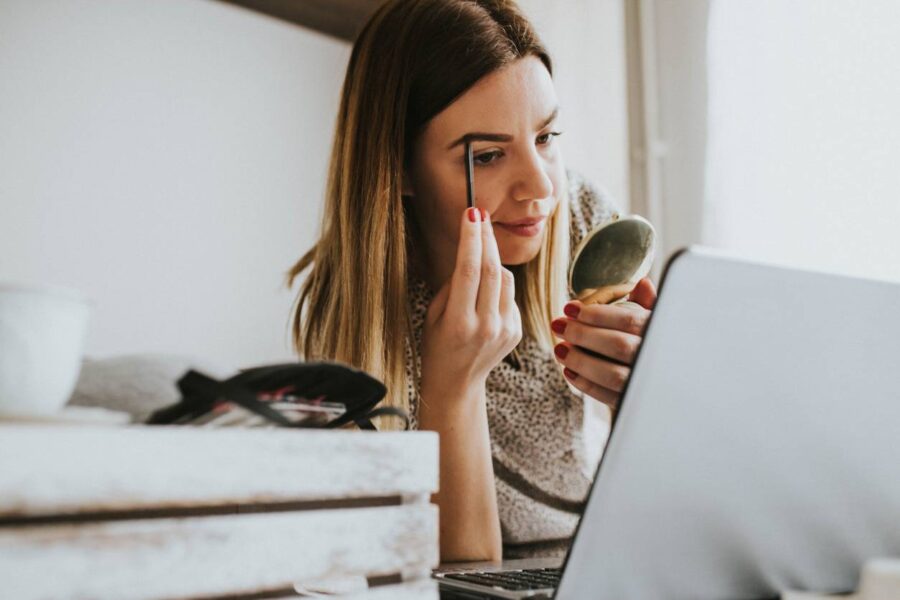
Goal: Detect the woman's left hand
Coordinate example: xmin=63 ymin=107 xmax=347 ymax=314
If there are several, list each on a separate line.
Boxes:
xmin=551 ymin=277 xmax=657 ymax=409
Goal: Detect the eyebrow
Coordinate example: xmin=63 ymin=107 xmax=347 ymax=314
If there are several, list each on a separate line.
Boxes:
xmin=445 ymin=107 xmax=559 ymax=150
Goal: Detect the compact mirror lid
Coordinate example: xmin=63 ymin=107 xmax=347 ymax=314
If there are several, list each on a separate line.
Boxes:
xmin=569 ymin=214 xmax=656 ymax=304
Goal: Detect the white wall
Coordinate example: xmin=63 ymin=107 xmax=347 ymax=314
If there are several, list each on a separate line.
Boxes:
xmin=705 ymin=0 xmax=900 ymax=283
xmin=0 ymin=0 xmax=626 ymax=369
xmin=0 ymin=0 xmax=350 ymax=368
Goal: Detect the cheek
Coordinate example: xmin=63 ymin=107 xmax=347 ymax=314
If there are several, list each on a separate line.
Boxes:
xmin=470 ymin=173 xmax=507 ymax=216
xmin=413 ymin=161 xmax=468 ymax=231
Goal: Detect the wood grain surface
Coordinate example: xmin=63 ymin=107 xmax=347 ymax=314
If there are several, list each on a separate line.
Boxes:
xmin=0 ymin=504 xmax=437 ymax=599
xmin=217 ymin=0 xmax=384 ymax=41
xmin=0 ymin=426 xmax=438 ymax=518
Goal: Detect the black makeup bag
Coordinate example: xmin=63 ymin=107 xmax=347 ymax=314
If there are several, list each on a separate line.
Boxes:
xmin=145 ymin=361 xmax=408 ymax=431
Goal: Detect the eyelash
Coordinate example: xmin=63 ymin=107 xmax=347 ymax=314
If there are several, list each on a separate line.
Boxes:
xmin=472 ymin=131 xmax=563 ymax=167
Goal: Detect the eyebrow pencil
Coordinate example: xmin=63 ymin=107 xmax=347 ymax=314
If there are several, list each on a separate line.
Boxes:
xmin=465 ymin=139 xmax=475 ymax=209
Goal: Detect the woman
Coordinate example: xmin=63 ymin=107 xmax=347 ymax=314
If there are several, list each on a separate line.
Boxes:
xmin=287 ymin=0 xmax=656 ymax=562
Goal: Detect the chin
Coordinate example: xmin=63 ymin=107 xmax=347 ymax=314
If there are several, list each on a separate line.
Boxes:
xmin=499 ymin=240 xmax=543 ymax=266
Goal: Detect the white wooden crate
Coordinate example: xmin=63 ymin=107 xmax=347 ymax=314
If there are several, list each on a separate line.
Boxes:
xmin=0 ymin=426 xmax=439 ymax=599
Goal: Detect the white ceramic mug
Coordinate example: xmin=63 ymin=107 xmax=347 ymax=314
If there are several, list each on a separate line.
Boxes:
xmin=781 ymin=558 xmax=900 ymax=599
xmin=858 ymin=558 xmax=900 ymax=600
xmin=0 ymin=282 xmax=91 ymax=414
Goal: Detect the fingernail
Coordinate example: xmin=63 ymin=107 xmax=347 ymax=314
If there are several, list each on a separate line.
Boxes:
xmin=563 ymin=367 xmax=578 ymax=381
xmin=551 ymin=319 xmax=567 ymax=335
xmin=554 ymin=344 xmax=569 ymax=360
xmin=467 ymin=207 xmax=480 ymax=223
xmin=481 ymin=208 xmax=489 ymax=222
xmin=564 ymin=302 xmax=580 ymax=319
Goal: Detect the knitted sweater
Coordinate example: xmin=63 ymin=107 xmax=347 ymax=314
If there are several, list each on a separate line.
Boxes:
xmin=405 ymin=170 xmax=619 ymax=558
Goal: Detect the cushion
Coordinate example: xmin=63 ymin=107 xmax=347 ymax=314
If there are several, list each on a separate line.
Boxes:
xmin=66 ymin=354 xmax=231 ymax=424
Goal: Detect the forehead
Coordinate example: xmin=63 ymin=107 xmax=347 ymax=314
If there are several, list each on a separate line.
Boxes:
xmin=423 ymin=56 xmax=558 ymax=144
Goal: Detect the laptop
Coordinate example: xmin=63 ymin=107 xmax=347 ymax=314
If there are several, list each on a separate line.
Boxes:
xmin=433 ymin=246 xmax=900 ymax=599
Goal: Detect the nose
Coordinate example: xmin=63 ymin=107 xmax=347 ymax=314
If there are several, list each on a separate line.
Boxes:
xmin=512 ymin=146 xmax=554 ymax=202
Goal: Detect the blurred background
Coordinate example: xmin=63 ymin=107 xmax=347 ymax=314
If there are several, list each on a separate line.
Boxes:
xmin=1 ymin=0 xmax=898 ymax=369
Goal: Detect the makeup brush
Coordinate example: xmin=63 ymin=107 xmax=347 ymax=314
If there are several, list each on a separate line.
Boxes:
xmin=465 ymin=140 xmax=475 ymax=209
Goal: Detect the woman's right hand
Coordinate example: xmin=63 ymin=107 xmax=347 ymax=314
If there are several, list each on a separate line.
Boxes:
xmin=420 ymin=207 xmax=522 ymax=403
xmin=418 ymin=206 xmax=511 ymax=562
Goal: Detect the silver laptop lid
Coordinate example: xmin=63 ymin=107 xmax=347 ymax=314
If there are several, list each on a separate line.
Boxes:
xmin=557 ymin=246 xmax=900 ymax=599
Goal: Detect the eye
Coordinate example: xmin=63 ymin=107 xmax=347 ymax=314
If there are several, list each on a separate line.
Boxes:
xmin=474 ymin=150 xmax=503 ymax=166
xmin=537 ymin=131 xmax=563 ymax=145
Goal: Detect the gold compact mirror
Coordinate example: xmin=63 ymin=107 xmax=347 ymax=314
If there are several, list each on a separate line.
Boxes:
xmin=568 ymin=213 xmax=656 ymax=307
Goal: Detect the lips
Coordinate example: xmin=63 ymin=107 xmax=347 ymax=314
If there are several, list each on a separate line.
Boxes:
xmin=496 ymin=216 xmax=547 ymax=227
xmin=494 ymin=215 xmax=547 ymax=238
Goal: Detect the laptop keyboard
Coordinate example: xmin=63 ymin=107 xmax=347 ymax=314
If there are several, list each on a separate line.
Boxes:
xmin=439 ymin=567 xmax=561 ymax=591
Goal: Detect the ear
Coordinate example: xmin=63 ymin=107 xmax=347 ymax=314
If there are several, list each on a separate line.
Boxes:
xmin=401 ymin=169 xmax=414 ymax=197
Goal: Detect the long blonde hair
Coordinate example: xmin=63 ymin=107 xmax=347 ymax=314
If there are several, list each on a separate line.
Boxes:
xmin=286 ymin=0 xmax=570 ymax=429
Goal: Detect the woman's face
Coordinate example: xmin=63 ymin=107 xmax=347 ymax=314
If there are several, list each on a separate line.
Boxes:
xmin=406 ymin=56 xmax=566 ymax=269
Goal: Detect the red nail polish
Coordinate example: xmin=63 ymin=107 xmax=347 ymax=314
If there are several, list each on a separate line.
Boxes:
xmin=481 ymin=208 xmax=489 ymax=222
xmin=467 ymin=207 xmax=479 ymax=222
xmin=554 ymin=344 xmax=569 ymax=360
xmin=563 ymin=367 xmax=578 ymax=380
xmin=551 ymin=319 xmax=567 ymax=335
xmin=564 ymin=303 xmax=580 ymax=319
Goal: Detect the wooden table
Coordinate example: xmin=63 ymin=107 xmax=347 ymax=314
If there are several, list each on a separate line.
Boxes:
xmin=0 ymin=425 xmax=439 ymax=599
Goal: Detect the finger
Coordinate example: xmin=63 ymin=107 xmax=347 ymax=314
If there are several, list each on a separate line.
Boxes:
xmin=577 ymin=283 xmax=634 ymax=305
xmin=499 ymin=266 xmax=516 ymax=314
xmin=499 ymin=267 xmax=521 ymax=346
xmin=554 ymin=343 xmax=631 ymax=393
xmin=562 ymin=301 xmax=649 ymax=337
xmin=476 ymin=210 xmax=503 ymax=315
xmin=447 ymin=207 xmax=483 ymax=315
xmin=550 ymin=318 xmax=642 ymax=365
xmin=628 ymin=277 xmax=657 ymax=310
xmin=560 ymin=364 xmax=620 ymax=410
